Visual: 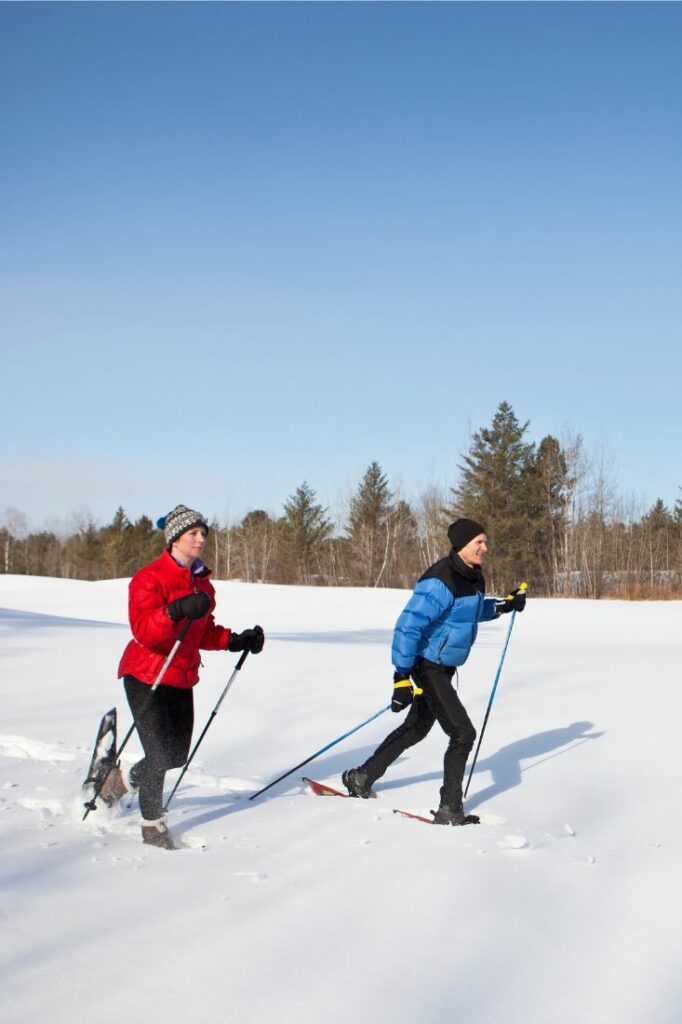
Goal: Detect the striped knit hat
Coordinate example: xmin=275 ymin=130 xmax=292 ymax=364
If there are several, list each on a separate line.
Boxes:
xmin=157 ymin=505 xmax=209 ymax=549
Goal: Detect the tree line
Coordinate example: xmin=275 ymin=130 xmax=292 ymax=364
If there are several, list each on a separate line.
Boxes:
xmin=3 ymin=402 xmax=681 ymax=598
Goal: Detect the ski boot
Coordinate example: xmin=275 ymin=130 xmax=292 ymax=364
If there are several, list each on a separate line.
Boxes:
xmin=431 ymin=804 xmax=480 ymax=826
xmin=342 ymin=767 xmax=374 ymax=799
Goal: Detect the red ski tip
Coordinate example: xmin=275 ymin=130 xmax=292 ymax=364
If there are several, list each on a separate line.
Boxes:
xmin=303 ymin=777 xmax=348 ymax=798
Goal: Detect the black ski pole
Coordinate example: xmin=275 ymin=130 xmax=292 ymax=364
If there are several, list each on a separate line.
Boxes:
xmin=163 ymin=647 xmax=250 ymax=811
xmin=249 ymin=703 xmax=391 ymax=802
xmin=463 ymin=583 xmax=527 ymax=799
xmin=83 ymin=619 xmax=191 ymax=820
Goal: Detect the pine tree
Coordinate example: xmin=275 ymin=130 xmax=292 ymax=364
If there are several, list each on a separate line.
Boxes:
xmin=101 ymin=507 xmax=132 ymax=578
xmin=237 ymin=510 xmax=275 ymax=582
xmin=386 ymin=498 xmax=421 ymax=587
xmin=66 ymin=519 xmax=103 ymax=580
xmin=129 ymin=515 xmax=164 ymax=573
xmin=531 ymin=436 xmax=572 ymax=593
xmin=450 ymin=401 xmax=536 ymax=591
xmin=276 ymin=482 xmax=332 ymax=584
xmin=346 ymin=462 xmax=394 ymax=586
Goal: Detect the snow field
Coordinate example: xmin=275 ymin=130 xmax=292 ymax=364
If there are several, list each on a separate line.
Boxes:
xmin=1 ymin=577 xmax=681 ymax=1024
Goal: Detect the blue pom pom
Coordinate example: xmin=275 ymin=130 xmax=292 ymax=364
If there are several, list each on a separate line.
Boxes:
xmin=156 ymin=515 xmax=167 ymax=530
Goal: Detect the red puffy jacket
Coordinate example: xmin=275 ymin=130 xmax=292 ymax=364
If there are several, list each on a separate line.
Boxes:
xmin=118 ymin=551 xmax=231 ymax=689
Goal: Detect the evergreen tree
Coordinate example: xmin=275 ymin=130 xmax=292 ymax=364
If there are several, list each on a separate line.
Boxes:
xmin=673 ymin=488 xmax=682 ymax=526
xmin=450 ymin=401 xmax=536 ymax=591
xmin=386 ymin=498 xmax=421 ymax=587
xmin=28 ymin=531 xmax=63 ymax=577
xmin=129 ymin=514 xmax=164 ymax=572
xmin=346 ymin=462 xmax=394 ymax=586
xmin=66 ymin=519 xmax=103 ymax=580
xmin=531 ymin=435 xmax=572 ymax=593
xmin=276 ymin=482 xmax=332 ymax=584
xmin=237 ymin=510 xmax=275 ymax=582
xmin=101 ymin=507 xmax=132 ymax=578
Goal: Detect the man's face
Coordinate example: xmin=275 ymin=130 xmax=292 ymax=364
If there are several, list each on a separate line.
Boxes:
xmin=457 ymin=533 xmax=488 ymax=566
xmin=172 ymin=526 xmax=207 ymax=565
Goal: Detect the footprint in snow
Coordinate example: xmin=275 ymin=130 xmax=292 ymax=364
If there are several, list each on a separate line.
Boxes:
xmin=499 ymin=834 xmax=528 ymax=850
xmin=182 ymin=834 xmax=208 ymax=851
xmin=18 ymin=796 xmax=64 ymax=818
xmin=478 ymin=813 xmax=507 ymax=826
xmin=0 ymin=735 xmax=75 ymax=763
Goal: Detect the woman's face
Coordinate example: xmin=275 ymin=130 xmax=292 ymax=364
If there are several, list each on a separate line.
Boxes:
xmin=172 ymin=526 xmax=207 ymax=565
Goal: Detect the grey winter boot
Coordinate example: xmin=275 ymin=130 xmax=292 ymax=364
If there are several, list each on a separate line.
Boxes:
xmin=342 ymin=767 xmax=374 ymax=799
xmin=141 ymin=818 xmax=177 ymax=850
xmin=431 ymin=804 xmax=480 ymax=826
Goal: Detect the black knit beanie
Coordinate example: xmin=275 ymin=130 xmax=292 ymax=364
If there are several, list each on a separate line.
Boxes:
xmin=447 ymin=518 xmax=487 ymax=552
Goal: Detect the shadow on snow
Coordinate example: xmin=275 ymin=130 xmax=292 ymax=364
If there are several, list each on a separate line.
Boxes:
xmin=172 ymin=721 xmax=603 ymax=833
xmin=0 ymin=607 xmax=125 ymax=632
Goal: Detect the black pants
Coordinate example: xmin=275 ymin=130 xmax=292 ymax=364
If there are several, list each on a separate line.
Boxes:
xmin=123 ymin=676 xmax=194 ymax=820
xmin=360 ymin=660 xmax=476 ymax=808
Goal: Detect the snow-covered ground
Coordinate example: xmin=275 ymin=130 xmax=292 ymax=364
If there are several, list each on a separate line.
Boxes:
xmin=1 ymin=576 xmax=680 ymax=1024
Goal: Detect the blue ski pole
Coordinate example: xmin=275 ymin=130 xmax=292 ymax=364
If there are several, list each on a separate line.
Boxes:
xmin=463 ymin=583 xmax=527 ymax=799
xmin=249 ymin=704 xmax=391 ymax=801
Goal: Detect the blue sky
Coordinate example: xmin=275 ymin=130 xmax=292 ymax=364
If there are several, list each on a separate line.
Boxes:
xmin=1 ymin=2 xmax=680 ymax=529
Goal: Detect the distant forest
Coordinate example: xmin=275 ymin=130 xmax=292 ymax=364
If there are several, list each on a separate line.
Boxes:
xmin=3 ymin=403 xmax=681 ymax=598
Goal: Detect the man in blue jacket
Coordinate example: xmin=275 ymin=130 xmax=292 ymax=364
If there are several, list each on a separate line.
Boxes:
xmin=342 ymin=519 xmax=525 ymax=824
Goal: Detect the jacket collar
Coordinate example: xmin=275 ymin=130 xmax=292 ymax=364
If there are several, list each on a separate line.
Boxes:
xmin=448 ymin=548 xmax=485 ymax=588
xmin=162 ymin=550 xmax=212 ymax=579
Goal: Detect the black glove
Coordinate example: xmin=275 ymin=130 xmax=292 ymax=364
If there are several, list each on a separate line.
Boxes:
xmin=167 ymin=591 xmax=211 ymax=623
xmin=495 ymin=586 xmax=527 ymax=615
xmin=391 ymin=670 xmax=415 ymax=712
xmin=228 ymin=625 xmax=265 ymax=654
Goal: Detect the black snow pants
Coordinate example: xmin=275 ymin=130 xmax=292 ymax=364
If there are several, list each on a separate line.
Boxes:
xmin=123 ymin=675 xmax=194 ymax=821
xmin=359 ymin=659 xmax=476 ymax=808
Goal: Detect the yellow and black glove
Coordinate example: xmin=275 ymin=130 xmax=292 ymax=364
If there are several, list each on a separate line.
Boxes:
xmin=391 ymin=670 xmax=423 ymax=712
xmin=495 ymin=582 xmax=528 ymax=615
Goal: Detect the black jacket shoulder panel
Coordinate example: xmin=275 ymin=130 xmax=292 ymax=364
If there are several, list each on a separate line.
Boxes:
xmin=418 ymin=552 xmax=485 ymax=599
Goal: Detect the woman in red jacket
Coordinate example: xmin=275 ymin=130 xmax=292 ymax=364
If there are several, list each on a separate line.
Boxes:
xmin=102 ymin=504 xmax=264 ymax=849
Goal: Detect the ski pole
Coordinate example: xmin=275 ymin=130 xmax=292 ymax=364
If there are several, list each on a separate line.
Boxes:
xmin=463 ymin=583 xmax=527 ymax=800
xmin=163 ymin=647 xmax=250 ymax=811
xmin=249 ymin=703 xmax=391 ymax=801
xmin=83 ymin=619 xmax=191 ymax=819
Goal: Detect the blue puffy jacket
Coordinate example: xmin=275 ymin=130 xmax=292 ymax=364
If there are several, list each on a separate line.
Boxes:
xmin=392 ymin=552 xmax=499 ymax=673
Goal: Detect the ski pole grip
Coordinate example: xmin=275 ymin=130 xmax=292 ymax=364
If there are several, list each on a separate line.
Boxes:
xmin=505 ymin=581 xmax=528 ymax=601
xmin=235 ymin=648 xmax=249 ymax=671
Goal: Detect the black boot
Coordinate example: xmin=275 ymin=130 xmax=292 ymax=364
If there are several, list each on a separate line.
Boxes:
xmin=342 ymin=767 xmax=374 ymax=799
xmin=431 ymin=804 xmax=480 ymax=826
